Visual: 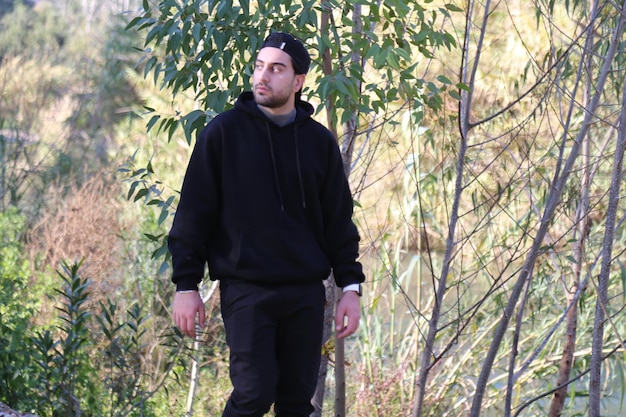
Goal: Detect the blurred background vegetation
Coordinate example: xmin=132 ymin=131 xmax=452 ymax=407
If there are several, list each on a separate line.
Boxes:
xmin=1 ymin=1 xmax=626 ymax=417
xmin=0 ymin=1 xmax=209 ymax=416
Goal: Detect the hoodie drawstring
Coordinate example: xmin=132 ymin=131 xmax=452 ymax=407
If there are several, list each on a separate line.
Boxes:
xmin=294 ymin=125 xmax=307 ymax=208
xmin=266 ymin=123 xmax=285 ymax=211
xmin=265 ymin=122 xmax=307 ymax=211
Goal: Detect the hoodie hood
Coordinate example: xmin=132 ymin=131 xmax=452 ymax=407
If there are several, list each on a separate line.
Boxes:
xmin=234 ymin=91 xmax=315 ymax=124
xmin=234 ymin=92 xmax=313 ymax=210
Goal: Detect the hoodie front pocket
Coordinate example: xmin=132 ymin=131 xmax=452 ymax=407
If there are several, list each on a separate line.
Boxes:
xmin=235 ymin=227 xmax=330 ymax=280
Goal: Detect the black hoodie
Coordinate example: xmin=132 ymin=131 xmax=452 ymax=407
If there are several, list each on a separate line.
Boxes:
xmin=168 ymin=92 xmax=365 ymax=291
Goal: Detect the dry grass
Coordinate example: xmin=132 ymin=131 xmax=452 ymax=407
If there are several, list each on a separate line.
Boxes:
xmin=27 ymin=173 xmax=127 ymax=306
xmin=352 ymin=362 xmax=413 ymax=417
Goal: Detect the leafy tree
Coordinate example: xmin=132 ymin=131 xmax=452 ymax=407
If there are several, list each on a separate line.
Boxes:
xmin=126 ymin=0 xmax=459 ymax=415
xmin=408 ymin=1 xmax=626 ymax=416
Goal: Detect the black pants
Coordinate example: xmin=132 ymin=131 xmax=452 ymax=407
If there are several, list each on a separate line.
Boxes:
xmin=220 ymin=279 xmax=326 ymax=417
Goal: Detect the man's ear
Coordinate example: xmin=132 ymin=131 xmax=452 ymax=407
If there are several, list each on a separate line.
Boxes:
xmin=293 ymin=74 xmax=305 ymax=93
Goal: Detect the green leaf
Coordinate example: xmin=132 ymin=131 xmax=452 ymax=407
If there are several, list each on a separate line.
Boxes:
xmin=158 ymin=206 xmax=169 ymax=225
xmin=335 ymin=77 xmax=352 ymax=97
xmin=152 ymin=244 xmax=170 ymax=260
xmin=436 ymin=75 xmax=453 ymax=85
xmin=192 ymin=22 xmax=203 ymax=43
xmin=445 ymin=3 xmax=464 ymax=12
xmin=448 ymin=90 xmax=461 ymax=101
xmin=127 ymin=181 xmax=138 ymax=201
xmin=158 ymin=261 xmax=170 ymax=275
xmin=125 ymin=16 xmax=142 ymax=30
xmin=386 ymin=52 xmax=400 ymax=70
xmin=133 ymin=188 xmax=149 ymax=202
xmin=146 ymin=114 xmax=160 ymax=132
xmin=143 ymin=56 xmax=157 ymax=78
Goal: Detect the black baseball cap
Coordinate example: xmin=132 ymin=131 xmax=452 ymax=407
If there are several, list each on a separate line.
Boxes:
xmin=260 ymin=32 xmax=311 ymax=75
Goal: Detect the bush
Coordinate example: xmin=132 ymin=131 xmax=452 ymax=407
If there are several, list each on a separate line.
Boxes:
xmin=0 ymin=207 xmax=40 ymax=409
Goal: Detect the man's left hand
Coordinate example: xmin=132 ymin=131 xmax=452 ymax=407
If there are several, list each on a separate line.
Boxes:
xmin=335 ymin=290 xmax=361 ymax=339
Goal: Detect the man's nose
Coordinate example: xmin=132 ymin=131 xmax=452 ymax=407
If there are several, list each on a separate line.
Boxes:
xmin=258 ymin=66 xmax=271 ymax=81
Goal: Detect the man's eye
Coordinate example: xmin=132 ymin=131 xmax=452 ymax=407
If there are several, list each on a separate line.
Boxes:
xmin=272 ymin=66 xmax=282 ymax=73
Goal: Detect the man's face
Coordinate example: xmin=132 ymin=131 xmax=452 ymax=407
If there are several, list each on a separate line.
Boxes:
xmin=253 ymin=47 xmax=305 ymax=114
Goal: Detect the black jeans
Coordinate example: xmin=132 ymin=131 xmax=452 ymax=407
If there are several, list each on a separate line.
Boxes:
xmin=220 ymin=279 xmax=326 ymax=417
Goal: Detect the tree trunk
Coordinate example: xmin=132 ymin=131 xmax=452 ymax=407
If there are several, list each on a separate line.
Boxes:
xmin=588 ymin=14 xmax=626 ymax=411
xmin=547 ymin=290 xmax=579 ymax=417
xmin=312 ymin=2 xmax=363 ymax=416
xmin=334 ymin=285 xmax=346 ymax=416
xmin=412 ymin=1 xmax=486 ymax=415
xmin=311 ymin=3 xmax=339 ymax=415
xmin=311 ymin=278 xmax=337 ymax=417
xmin=547 ymin=38 xmax=592 ymax=414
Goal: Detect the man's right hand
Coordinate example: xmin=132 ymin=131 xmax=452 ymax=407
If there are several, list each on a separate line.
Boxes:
xmin=173 ymin=291 xmax=205 ymax=339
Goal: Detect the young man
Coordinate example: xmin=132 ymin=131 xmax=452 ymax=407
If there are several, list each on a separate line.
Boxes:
xmin=168 ymin=31 xmax=365 ymax=417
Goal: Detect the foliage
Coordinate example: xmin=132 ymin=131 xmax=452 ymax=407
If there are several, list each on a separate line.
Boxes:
xmin=0 ymin=1 xmax=208 ymax=416
xmin=122 ymin=0 xmax=460 ymax=240
xmin=126 ymin=0 xmax=458 ymax=143
xmin=0 ymin=0 xmax=142 ymax=217
xmin=406 ymin=1 xmax=626 ymax=416
xmin=0 ymin=256 xmax=188 ymax=417
xmin=2 ymin=0 xmax=626 ymax=416
xmin=0 ymin=207 xmax=40 ymax=408
xmin=96 ymin=300 xmax=160 ymax=417
xmin=29 ymin=261 xmax=98 ymax=416
xmin=26 ymin=174 xmax=128 ymax=298
xmin=0 ymin=1 xmax=67 ymax=59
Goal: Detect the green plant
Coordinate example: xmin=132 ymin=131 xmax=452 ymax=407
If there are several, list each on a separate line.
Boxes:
xmin=97 ymin=300 xmax=161 ymax=417
xmin=26 ymin=259 xmax=182 ymax=417
xmin=29 ymin=261 xmax=97 ymax=417
xmin=0 ymin=207 xmax=40 ymax=409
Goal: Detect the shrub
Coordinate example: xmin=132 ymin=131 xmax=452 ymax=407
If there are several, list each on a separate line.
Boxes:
xmin=0 ymin=207 xmax=40 ymax=409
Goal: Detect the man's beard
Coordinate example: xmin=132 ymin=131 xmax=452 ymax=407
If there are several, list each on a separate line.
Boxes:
xmin=253 ymin=85 xmax=290 ymax=108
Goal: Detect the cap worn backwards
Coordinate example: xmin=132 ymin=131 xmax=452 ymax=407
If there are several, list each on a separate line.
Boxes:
xmin=261 ymin=32 xmax=311 ymax=75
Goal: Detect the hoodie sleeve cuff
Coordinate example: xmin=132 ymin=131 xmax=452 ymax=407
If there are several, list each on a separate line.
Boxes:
xmin=175 ymin=281 xmax=200 ymax=292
